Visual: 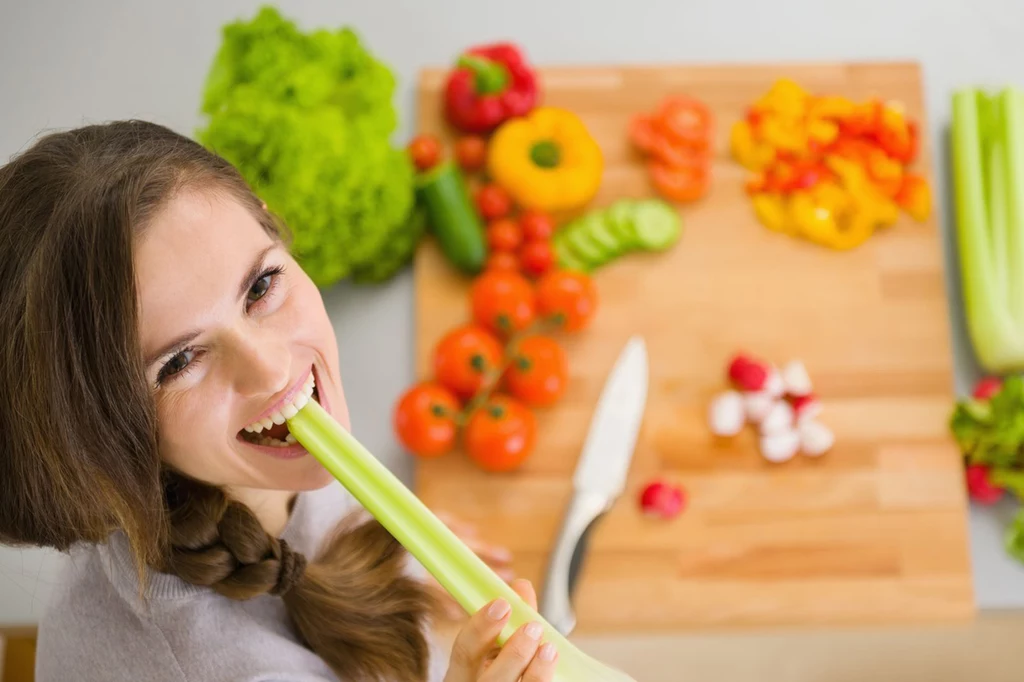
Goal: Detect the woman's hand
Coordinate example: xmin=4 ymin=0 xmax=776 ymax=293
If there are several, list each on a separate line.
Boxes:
xmin=444 ymin=579 xmax=559 ymax=682
xmin=432 ymin=512 xmax=516 ymax=620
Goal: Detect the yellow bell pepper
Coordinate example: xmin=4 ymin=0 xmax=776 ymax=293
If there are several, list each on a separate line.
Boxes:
xmin=486 ymin=107 xmax=603 ymax=213
xmin=751 ymin=193 xmax=791 ymax=234
xmin=730 ymin=120 xmax=774 ymax=171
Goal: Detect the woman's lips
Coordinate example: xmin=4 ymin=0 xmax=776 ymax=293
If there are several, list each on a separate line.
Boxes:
xmin=236 ymin=363 xmax=331 ymax=460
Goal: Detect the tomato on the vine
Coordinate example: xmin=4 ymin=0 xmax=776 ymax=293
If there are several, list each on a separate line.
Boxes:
xmin=455 ymin=135 xmax=488 ymax=172
xmin=518 ymin=240 xmax=555 ymax=278
xmin=504 ymin=336 xmax=568 ymax=407
xmin=407 ymin=134 xmax=442 ymax=172
xmin=475 ymin=184 xmax=513 ymax=220
xmin=433 ymin=324 xmax=504 ymax=400
xmin=470 ymin=270 xmax=536 ymax=337
xmin=464 ymin=395 xmax=537 ymax=472
xmin=535 ymin=270 xmax=598 ymax=332
xmin=519 ymin=210 xmax=556 ymax=241
xmin=393 ymin=382 xmax=460 ymax=458
xmin=486 ymin=218 xmax=523 ymax=253
xmin=485 ymin=251 xmax=519 ymax=272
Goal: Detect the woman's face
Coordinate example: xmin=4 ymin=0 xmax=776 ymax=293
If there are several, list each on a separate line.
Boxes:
xmin=136 ymin=189 xmax=345 ymax=493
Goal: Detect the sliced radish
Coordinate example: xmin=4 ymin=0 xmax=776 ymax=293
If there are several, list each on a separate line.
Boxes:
xmin=744 ymin=391 xmax=775 ymax=424
xmin=639 ymin=481 xmax=686 ymax=519
xmin=763 ymin=366 xmax=786 ymax=398
xmin=760 ymin=400 xmax=794 ymax=435
xmin=791 ymin=394 xmax=823 ymax=423
xmin=760 ymin=429 xmax=800 ymax=463
xmin=972 ymin=377 xmax=1003 ymax=401
xmin=708 ymin=391 xmax=745 ymax=437
xmin=781 ymin=360 xmax=812 ymax=397
xmin=728 ymin=354 xmax=769 ymax=392
xmin=798 ymin=420 xmax=834 ymax=457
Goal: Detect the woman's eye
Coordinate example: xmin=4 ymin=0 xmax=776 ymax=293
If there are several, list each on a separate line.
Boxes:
xmin=159 ymin=349 xmax=195 ymax=382
xmin=248 ymin=274 xmax=272 ymax=302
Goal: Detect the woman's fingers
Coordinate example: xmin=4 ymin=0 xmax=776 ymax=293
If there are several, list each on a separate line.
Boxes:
xmin=510 ymin=578 xmax=538 ymax=611
xmin=521 ymin=642 xmax=559 ymax=682
xmin=445 ymin=598 xmax=512 ymax=682
xmin=479 ymin=621 xmax=545 ymax=682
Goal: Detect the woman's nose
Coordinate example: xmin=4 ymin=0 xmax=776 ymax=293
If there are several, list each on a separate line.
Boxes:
xmin=229 ymin=329 xmax=292 ymax=398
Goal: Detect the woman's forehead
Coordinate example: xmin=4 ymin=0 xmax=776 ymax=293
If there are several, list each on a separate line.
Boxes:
xmin=135 ymin=192 xmax=276 ymax=358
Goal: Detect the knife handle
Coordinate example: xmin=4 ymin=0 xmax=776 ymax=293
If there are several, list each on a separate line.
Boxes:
xmin=539 ymin=489 xmax=613 ymax=636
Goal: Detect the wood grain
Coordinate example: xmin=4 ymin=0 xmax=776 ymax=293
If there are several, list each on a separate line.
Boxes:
xmin=413 ymin=62 xmax=973 ymax=632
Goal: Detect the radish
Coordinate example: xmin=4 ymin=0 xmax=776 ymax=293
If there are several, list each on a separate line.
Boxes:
xmin=708 ymin=391 xmax=745 ymax=436
xmin=798 ymin=420 xmax=834 ymax=457
xmin=744 ymin=391 xmax=775 ymax=424
xmin=760 ymin=400 xmax=794 ymax=435
xmin=781 ymin=360 xmax=812 ymax=397
xmin=727 ymin=354 xmax=770 ymax=392
xmin=791 ymin=394 xmax=823 ymax=424
xmin=972 ymin=377 xmax=1003 ymax=401
xmin=965 ymin=464 xmax=1004 ymax=505
xmin=760 ymin=429 xmax=800 ymax=463
xmin=639 ymin=481 xmax=686 ymax=519
xmin=764 ymin=365 xmax=786 ymax=398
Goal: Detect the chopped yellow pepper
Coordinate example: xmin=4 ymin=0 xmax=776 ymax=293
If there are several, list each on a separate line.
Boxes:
xmin=486 ymin=107 xmax=604 ymax=213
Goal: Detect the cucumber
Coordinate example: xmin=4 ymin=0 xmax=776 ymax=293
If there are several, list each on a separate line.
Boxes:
xmin=554 ymin=237 xmax=592 ymax=272
xmin=604 ymin=200 xmax=641 ymax=250
xmin=630 ymin=199 xmax=683 ymax=252
xmin=581 ymin=212 xmax=628 ymax=256
xmin=565 ymin=224 xmax=611 ymax=267
xmin=414 ymin=161 xmax=487 ymax=274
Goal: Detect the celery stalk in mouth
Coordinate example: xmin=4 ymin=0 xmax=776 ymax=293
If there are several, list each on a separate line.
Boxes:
xmin=287 ymin=400 xmax=636 ymax=682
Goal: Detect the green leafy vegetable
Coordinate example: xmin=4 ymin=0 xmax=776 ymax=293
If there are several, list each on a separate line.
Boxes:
xmin=950 ymin=375 xmax=1024 ymax=470
xmin=951 ymin=87 xmax=1024 ymax=372
xmin=197 ymin=6 xmax=418 ymax=287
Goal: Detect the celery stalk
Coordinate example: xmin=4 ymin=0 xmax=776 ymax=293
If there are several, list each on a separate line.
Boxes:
xmin=287 ymin=400 xmax=635 ymax=682
xmin=952 ymin=87 xmax=1024 ymax=372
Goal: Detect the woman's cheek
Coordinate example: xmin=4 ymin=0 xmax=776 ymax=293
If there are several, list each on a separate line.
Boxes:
xmin=154 ymin=382 xmax=230 ymax=477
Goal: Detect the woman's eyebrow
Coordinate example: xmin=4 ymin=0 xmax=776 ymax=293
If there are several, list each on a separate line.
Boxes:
xmin=237 ymin=245 xmax=277 ymax=301
xmin=145 ymin=329 xmax=201 ymax=367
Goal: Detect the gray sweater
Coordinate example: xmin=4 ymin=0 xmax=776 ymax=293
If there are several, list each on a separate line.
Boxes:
xmin=35 ymin=481 xmax=449 ymax=682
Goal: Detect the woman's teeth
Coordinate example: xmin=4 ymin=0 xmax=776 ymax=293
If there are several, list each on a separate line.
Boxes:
xmin=242 ymin=373 xmax=315 ymax=439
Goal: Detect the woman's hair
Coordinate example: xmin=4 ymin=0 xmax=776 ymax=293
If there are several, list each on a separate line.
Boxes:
xmin=0 ymin=120 xmax=435 ymax=681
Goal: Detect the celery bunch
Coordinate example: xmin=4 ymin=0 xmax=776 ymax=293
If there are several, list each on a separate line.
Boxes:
xmin=952 ymin=88 xmax=1024 ymax=373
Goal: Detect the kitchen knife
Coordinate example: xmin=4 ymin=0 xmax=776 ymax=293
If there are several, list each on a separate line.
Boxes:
xmin=539 ymin=335 xmax=649 ymax=635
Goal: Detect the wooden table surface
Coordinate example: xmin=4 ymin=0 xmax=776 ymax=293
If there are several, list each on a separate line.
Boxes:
xmin=413 ymin=61 xmax=973 ymax=632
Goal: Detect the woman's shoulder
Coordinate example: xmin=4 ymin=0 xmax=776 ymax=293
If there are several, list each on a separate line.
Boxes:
xmin=34 ymin=512 xmax=345 ymax=682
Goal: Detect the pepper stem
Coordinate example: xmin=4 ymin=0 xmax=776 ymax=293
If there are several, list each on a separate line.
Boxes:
xmin=458 ymin=55 xmax=510 ymax=96
xmin=530 ymin=140 xmax=562 ymax=169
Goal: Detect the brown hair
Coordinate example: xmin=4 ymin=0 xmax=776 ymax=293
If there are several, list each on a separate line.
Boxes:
xmin=0 ymin=120 xmax=435 ymax=681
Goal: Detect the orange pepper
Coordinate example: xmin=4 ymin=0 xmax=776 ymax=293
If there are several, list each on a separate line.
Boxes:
xmin=895 ymin=172 xmax=932 ymax=221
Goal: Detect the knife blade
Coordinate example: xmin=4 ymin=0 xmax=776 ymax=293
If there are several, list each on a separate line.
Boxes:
xmin=538 ymin=335 xmax=649 ymax=635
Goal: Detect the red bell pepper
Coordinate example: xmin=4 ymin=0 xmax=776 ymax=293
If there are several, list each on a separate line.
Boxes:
xmin=443 ymin=42 xmax=539 ymax=134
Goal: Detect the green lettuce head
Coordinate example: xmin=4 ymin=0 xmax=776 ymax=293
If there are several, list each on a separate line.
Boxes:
xmin=197 ymin=6 xmax=419 ymax=287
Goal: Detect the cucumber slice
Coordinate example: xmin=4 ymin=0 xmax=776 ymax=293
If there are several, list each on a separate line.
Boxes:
xmin=565 ymin=226 xmax=610 ymax=267
xmin=630 ymin=199 xmax=683 ymax=252
xmin=582 ymin=212 xmax=629 ymax=256
xmin=604 ymin=200 xmax=641 ymax=250
xmin=554 ymin=238 xmax=591 ymax=272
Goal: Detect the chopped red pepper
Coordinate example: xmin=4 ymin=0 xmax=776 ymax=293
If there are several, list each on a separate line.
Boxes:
xmin=895 ymin=172 xmax=932 ymax=221
xmin=443 ymin=42 xmax=539 ymax=134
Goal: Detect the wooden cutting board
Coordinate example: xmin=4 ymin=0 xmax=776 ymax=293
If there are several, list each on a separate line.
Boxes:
xmin=412 ymin=61 xmax=973 ymax=632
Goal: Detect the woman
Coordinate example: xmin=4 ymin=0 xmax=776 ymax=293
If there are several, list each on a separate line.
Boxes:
xmin=0 ymin=120 xmax=559 ymax=682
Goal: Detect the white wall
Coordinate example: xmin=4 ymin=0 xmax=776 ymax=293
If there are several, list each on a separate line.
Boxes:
xmin=4 ymin=0 xmax=1024 ymax=626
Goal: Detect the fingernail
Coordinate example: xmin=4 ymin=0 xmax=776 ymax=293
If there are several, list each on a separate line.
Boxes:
xmin=539 ymin=643 xmax=558 ymax=661
xmin=488 ymin=599 xmax=511 ymax=620
xmin=524 ymin=622 xmax=543 ymax=640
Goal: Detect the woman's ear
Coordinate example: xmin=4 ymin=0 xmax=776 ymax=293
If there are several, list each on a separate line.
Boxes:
xmin=261 ymin=201 xmax=268 ymax=211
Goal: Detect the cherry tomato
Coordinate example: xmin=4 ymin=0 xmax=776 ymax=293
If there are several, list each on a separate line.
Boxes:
xmin=470 ymin=270 xmax=536 ymax=337
xmin=433 ymin=324 xmax=504 ymax=401
xmin=504 ymin=336 xmax=568 ymax=407
xmin=535 ymin=270 xmax=598 ymax=332
xmin=393 ymin=382 xmax=460 ymax=458
xmin=519 ymin=210 xmax=556 ymax=242
xmin=518 ymin=240 xmax=555 ymax=278
xmin=485 ymin=251 xmax=519 ymax=272
xmin=455 ymin=135 xmax=488 ymax=172
xmin=475 ymin=184 xmax=513 ymax=220
xmin=407 ymin=134 xmax=443 ymax=172
xmin=464 ymin=395 xmax=537 ymax=472
xmin=486 ymin=218 xmax=523 ymax=253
